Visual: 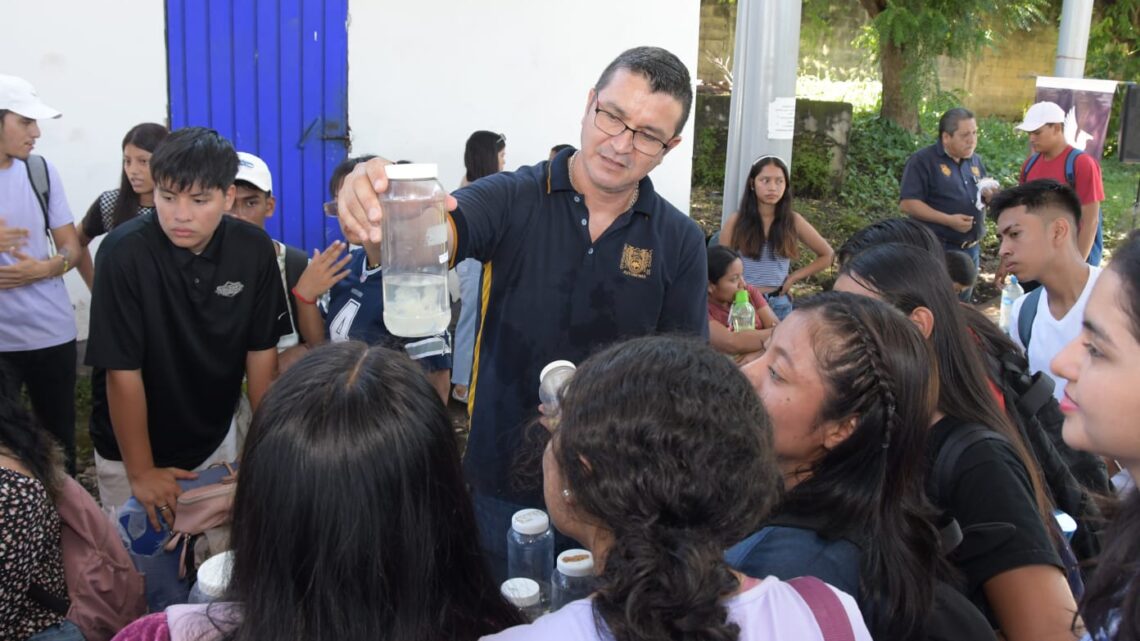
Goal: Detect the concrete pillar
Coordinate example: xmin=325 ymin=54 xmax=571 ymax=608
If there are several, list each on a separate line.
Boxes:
xmin=721 ymin=0 xmax=802 ymax=224
xmin=1054 ymin=0 xmax=1094 ymax=78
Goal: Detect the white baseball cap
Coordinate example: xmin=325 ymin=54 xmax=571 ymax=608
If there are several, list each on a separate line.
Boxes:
xmin=0 ymin=75 xmax=61 ymax=120
xmin=1015 ymin=102 xmax=1065 ymax=132
xmin=235 ymin=151 xmax=273 ymax=194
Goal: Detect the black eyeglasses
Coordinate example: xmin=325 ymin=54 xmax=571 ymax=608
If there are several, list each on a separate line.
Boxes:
xmin=592 ymin=98 xmax=670 ymax=155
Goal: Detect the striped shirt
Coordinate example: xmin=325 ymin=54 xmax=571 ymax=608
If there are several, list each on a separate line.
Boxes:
xmin=741 ymin=243 xmax=791 ymax=288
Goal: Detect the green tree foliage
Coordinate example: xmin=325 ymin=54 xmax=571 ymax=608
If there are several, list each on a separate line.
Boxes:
xmin=1086 ymin=0 xmax=1140 ymax=82
xmin=804 ymin=0 xmax=1048 ymax=131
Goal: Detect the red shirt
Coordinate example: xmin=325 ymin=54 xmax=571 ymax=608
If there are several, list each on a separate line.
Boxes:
xmin=708 ymin=284 xmax=768 ymax=328
xmin=1019 ymin=145 xmax=1104 ymax=205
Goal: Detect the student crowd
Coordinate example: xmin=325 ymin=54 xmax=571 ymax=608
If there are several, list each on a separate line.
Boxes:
xmin=0 ymin=44 xmax=1135 ymax=641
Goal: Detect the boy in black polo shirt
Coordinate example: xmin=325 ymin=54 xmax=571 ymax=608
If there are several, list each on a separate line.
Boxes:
xmin=86 ymin=127 xmax=288 ymax=525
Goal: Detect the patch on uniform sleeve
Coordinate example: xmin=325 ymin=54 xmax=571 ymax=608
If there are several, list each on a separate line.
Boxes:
xmin=940 ymin=163 xmax=952 ymax=177
xmin=619 ymin=244 xmax=653 ymax=279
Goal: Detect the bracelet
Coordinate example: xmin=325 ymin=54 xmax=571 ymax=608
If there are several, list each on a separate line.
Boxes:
xmin=59 ymin=254 xmax=69 ymax=276
xmin=292 ymin=286 xmax=317 ymax=305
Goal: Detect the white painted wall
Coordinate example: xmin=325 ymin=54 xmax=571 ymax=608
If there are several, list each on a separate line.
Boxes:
xmin=346 ymin=0 xmax=700 ymax=210
xmin=1 ymin=2 xmax=169 ymax=341
xmin=3 ymin=0 xmax=699 ymax=342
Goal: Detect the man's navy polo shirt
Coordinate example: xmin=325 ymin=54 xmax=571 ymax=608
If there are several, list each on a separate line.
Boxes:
xmin=451 ymin=147 xmax=708 ymax=502
xmin=86 ymin=212 xmax=288 ymax=469
xmin=899 ymin=142 xmax=988 ymax=245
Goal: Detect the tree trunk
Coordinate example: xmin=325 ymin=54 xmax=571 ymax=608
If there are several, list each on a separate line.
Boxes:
xmin=879 ymin=38 xmax=920 ymax=132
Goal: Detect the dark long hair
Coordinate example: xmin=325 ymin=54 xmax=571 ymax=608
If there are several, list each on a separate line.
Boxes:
xmin=554 ymin=337 xmax=782 ymax=641
xmin=784 ymin=292 xmax=946 ymax=639
xmin=463 ymin=131 xmax=505 ymax=183
xmin=0 ymin=367 xmax=63 ymax=502
xmin=112 ymin=123 xmax=168 ymax=227
xmin=217 ymin=342 xmax=523 ymax=641
xmin=707 ymin=245 xmax=741 ymax=284
xmin=840 ymin=244 xmax=1054 ymax=525
xmin=1080 ymin=230 xmax=1140 ymax=641
xmin=835 ymin=217 xmax=943 ymax=267
xmin=730 ymin=156 xmax=798 ymax=260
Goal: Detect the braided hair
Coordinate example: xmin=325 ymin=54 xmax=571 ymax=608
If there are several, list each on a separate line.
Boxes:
xmin=783 ymin=292 xmax=949 ymax=640
xmin=553 ymin=336 xmax=782 ymax=641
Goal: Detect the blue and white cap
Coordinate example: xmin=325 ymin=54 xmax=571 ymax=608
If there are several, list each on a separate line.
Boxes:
xmin=236 ymin=151 xmax=273 ymax=194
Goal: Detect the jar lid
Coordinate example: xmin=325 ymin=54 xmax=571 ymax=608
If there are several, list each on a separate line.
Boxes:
xmin=195 ymin=550 xmax=234 ymax=598
xmin=557 ymin=548 xmax=595 ymax=577
xmin=539 ymin=360 xmax=576 ymax=384
xmin=501 ymin=578 xmax=541 ymax=607
xmin=511 ymin=508 xmax=550 ymax=536
xmin=384 ymin=163 xmax=438 ymax=180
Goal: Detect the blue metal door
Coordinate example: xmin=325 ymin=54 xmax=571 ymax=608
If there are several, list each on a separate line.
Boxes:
xmin=166 ymin=0 xmax=348 ymax=251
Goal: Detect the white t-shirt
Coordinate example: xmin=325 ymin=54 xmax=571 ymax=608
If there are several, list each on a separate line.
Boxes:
xmin=482 ymin=576 xmax=871 ymax=641
xmin=1009 ymin=266 xmax=1102 ymax=401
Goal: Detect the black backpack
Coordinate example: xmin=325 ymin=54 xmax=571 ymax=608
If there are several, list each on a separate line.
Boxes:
xmin=931 ymin=419 xmax=1089 ymax=601
xmin=983 ymin=348 xmax=1108 ymax=562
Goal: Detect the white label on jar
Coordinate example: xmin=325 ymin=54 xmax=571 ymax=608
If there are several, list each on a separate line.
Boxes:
xmin=438 ymin=252 xmax=449 ymax=264
xmin=425 ymin=223 xmax=448 ymax=246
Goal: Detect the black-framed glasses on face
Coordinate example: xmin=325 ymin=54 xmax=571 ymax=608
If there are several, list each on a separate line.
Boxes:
xmin=592 ymin=99 xmax=669 ymax=155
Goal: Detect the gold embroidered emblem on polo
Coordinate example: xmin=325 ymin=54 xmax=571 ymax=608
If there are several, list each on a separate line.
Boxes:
xmin=940 ymin=164 xmax=952 ymax=177
xmin=620 ymin=245 xmax=652 ymax=279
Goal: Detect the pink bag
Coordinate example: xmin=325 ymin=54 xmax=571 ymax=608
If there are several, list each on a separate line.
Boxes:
xmin=163 ymin=462 xmax=237 ymax=578
xmin=39 ymin=476 xmax=147 ymax=641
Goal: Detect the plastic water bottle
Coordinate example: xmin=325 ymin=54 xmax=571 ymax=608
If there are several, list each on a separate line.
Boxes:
xmin=551 ymin=548 xmax=595 ymax=610
xmin=999 ymin=275 xmax=1024 ymax=333
xmin=729 ymin=289 xmax=756 ymax=332
xmin=379 ymin=163 xmax=451 ymax=337
xmin=117 ymin=499 xmax=188 ymax=610
xmin=507 ymin=509 xmax=555 ymax=606
xmin=539 ymin=360 xmax=576 ymax=419
xmin=501 ymin=578 xmax=544 ymax=621
xmin=188 ymin=550 xmax=233 ymax=603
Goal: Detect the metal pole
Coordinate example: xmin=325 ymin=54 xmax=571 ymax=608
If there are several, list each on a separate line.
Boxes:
xmin=721 ymin=0 xmax=802 ymax=225
xmin=1054 ymin=0 xmax=1094 ymax=78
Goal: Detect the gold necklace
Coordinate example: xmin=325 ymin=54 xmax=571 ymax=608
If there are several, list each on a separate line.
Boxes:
xmin=568 ymin=152 xmax=640 ymax=211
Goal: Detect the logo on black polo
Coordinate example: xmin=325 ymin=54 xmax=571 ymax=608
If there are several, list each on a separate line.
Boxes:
xmin=620 ymin=244 xmax=653 ymax=279
xmin=215 ymin=281 xmax=245 ymax=297
xmin=940 ymin=163 xmax=952 ymax=177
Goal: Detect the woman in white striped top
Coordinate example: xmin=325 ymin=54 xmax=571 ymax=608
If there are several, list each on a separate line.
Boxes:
xmin=720 ymin=155 xmax=834 ymax=319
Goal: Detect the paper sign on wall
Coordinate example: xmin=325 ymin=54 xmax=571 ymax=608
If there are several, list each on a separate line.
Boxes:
xmin=768 ymin=97 xmax=797 ymax=140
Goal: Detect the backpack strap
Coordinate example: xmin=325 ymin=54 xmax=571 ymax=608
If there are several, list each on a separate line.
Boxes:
xmin=1017 ymin=287 xmax=1043 ymax=349
xmin=24 ymin=154 xmax=52 ymax=235
xmin=26 ymin=582 xmax=69 ymax=616
xmin=788 ymin=576 xmax=857 ymax=641
xmin=283 ymin=244 xmax=308 ymax=342
xmin=1063 ymin=148 xmax=1082 ymax=188
xmin=1020 ymin=153 xmax=1041 ymax=184
xmin=933 ymin=422 xmax=1009 ymax=507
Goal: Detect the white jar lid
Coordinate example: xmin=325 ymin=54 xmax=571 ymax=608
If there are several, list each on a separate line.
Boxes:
xmin=539 ymin=360 xmax=576 ymax=384
xmin=557 ymin=548 xmax=595 ymax=577
xmin=501 ymin=578 xmax=541 ymax=607
xmin=511 ymin=508 xmax=550 ymax=536
xmin=384 ymin=163 xmax=438 ymax=180
xmin=195 ymin=550 xmax=234 ymax=598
